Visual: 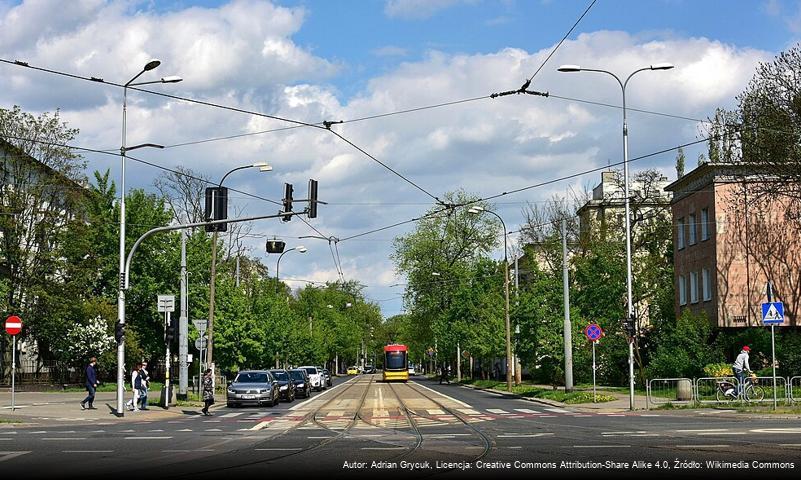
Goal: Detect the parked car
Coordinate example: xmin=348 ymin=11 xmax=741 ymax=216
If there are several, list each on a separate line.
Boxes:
xmin=407 ymin=365 xmax=416 ymax=376
xmin=227 ymin=370 xmax=279 ymax=408
xmin=270 ymin=369 xmax=295 ymax=402
xmin=347 ymin=366 xmax=360 ymax=375
xmin=322 ymin=368 xmax=333 ymax=387
xmin=289 ymin=368 xmax=312 ymax=398
xmin=298 ymin=365 xmax=324 ymax=391
xmin=364 ymin=364 xmax=376 ymax=374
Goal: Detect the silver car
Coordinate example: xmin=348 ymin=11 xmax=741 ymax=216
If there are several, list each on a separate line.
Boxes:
xmin=226 ymin=370 xmax=279 ymax=408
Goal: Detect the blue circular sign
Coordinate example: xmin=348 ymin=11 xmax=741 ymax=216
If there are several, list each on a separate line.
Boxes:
xmin=584 ymin=323 xmax=603 ymax=342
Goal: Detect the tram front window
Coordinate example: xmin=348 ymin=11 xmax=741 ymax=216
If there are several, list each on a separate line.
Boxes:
xmin=385 ymin=351 xmax=406 ymax=371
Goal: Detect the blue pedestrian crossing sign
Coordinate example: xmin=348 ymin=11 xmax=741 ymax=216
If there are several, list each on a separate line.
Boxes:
xmin=761 ymin=302 xmax=784 ymax=325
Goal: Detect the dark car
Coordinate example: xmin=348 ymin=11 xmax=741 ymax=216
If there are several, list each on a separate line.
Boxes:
xmin=270 ymin=369 xmax=296 ymax=402
xmin=364 ymin=364 xmax=376 ymax=374
xmin=226 ymin=370 xmax=279 ymax=408
xmin=289 ymin=368 xmax=312 ymax=398
xmin=322 ymin=368 xmax=333 ymax=387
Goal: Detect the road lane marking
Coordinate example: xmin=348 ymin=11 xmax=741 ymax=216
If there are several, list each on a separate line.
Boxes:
xmin=256 ymin=448 xmax=302 ymax=451
xmin=498 ymin=433 xmax=554 ymax=438
xmin=42 ymin=438 xmax=86 ymax=441
xmin=249 ymin=422 xmax=271 ymax=431
xmin=750 ymin=428 xmax=801 ymax=434
xmin=675 ymin=429 xmax=729 ymax=433
xmin=124 ymin=436 xmax=172 ymax=440
xmin=307 ymin=436 xmax=333 ymax=439
xmin=221 ymin=412 xmax=244 ymax=418
xmin=514 ymin=409 xmax=539 ymax=414
xmin=362 ymin=447 xmax=406 ymax=450
xmin=545 ymin=408 xmax=570 ymax=414
xmin=675 ymin=445 xmax=729 ymax=448
xmin=487 ymin=409 xmax=510 ymax=414
xmin=427 ymin=409 xmax=446 ymax=415
xmin=0 ymin=432 xmax=16 ymax=435
xmin=697 ymin=432 xmax=746 ymax=436
xmin=205 ymin=429 xmax=222 ymax=432
xmin=411 ymin=381 xmax=471 ymax=407
xmin=63 ymin=450 xmax=113 ymax=453
xmin=288 ymin=377 xmax=358 ymax=411
xmin=0 ymin=451 xmax=31 ymax=462
xmin=177 ymin=429 xmax=193 ymax=432
xmin=457 ymin=409 xmax=480 ymax=415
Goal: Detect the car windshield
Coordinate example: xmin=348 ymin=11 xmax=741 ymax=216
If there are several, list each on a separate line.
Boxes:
xmin=289 ymin=370 xmax=305 ymax=381
xmin=234 ymin=372 xmax=269 ymax=383
xmin=303 ymin=367 xmax=317 ymax=375
xmin=385 ymin=351 xmax=406 ymax=370
xmin=272 ymin=371 xmax=288 ymax=381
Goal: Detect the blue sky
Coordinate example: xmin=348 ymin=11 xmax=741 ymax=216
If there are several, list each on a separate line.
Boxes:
xmin=1 ymin=0 xmax=799 ymax=316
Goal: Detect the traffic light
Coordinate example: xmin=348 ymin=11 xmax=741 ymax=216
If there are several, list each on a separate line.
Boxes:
xmin=115 ymin=321 xmax=125 ymax=345
xmin=623 ymin=314 xmax=636 ymax=338
xmin=308 ymin=179 xmax=318 ymax=219
xmin=165 ymin=321 xmax=176 ymax=344
xmin=282 ymin=183 xmax=293 ymax=222
xmin=204 ymin=187 xmax=228 ymax=232
xmin=266 ymin=238 xmax=286 ymax=254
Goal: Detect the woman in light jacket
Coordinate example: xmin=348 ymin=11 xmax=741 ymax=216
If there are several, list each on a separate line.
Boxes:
xmin=126 ymin=363 xmax=142 ymax=412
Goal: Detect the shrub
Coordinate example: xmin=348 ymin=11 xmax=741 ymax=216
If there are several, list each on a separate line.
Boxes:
xmin=703 ymin=363 xmax=733 ymax=377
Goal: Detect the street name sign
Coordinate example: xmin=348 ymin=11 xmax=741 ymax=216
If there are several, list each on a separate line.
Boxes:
xmin=157 ymin=295 xmax=176 ymax=313
xmin=762 ymin=302 xmax=784 ymax=325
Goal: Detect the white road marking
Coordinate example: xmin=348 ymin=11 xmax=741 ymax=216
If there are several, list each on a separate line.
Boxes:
xmin=288 ymin=377 xmax=358 ymax=411
xmin=63 ymin=450 xmax=113 ymax=453
xmin=487 ymin=409 xmax=510 ymax=414
xmin=545 ymin=408 xmax=570 ymax=414
xmin=497 ymin=433 xmax=554 ymax=438
xmin=602 ymin=431 xmax=647 ymax=435
xmin=0 ymin=451 xmax=31 ymax=462
xmin=148 ymin=429 xmax=164 ymax=432
xmin=221 ymin=412 xmax=244 ymax=418
xmin=42 ymin=438 xmax=85 ymax=441
xmin=307 ymin=436 xmax=333 ymax=439
xmin=675 ymin=445 xmax=729 ymax=448
xmin=411 ymin=381 xmax=471 ymax=407
xmin=29 ymin=431 xmax=47 ymax=434
xmin=0 ymin=432 xmax=17 ymax=435
xmin=249 ymin=422 xmax=271 ymax=431
xmin=675 ymin=429 xmax=729 ymax=433
xmin=202 ymin=420 xmax=221 ymax=423
xmin=457 ymin=408 xmax=481 ymax=415
xmin=256 ymin=448 xmax=302 ymax=451
xmin=427 ymin=409 xmax=446 ymax=415
xmin=177 ymin=429 xmax=193 ymax=432
xmin=513 ymin=408 xmax=539 ymax=414
xmin=573 ymin=445 xmax=630 ymax=448
xmin=124 ymin=436 xmax=172 ymax=440
xmin=750 ymin=428 xmax=801 ymax=434
xmin=697 ymin=432 xmax=746 ymax=436
xmin=205 ymin=429 xmax=222 ymax=432
xmin=361 ymin=447 xmax=406 ymax=450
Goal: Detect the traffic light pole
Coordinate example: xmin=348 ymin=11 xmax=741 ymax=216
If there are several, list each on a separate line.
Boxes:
xmin=164 ymin=310 xmax=171 ymax=409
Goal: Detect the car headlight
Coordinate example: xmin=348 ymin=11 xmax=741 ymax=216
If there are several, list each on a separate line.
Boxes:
xmin=297 ymin=383 xmax=305 ymax=387
xmin=280 ymin=385 xmax=287 ymax=390
xmin=227 ymin=388 xmax=235 ymax=394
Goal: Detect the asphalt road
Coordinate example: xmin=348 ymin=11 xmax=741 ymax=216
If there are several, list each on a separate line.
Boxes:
xmin=1 ymin=374 xmax=799 ymax=479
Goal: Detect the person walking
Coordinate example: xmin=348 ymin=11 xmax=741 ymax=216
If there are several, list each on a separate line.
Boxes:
xmin=125 ymin=363 xmax=142 ymax=412
xmin=439 ymin=363 xmax=450 ymax=385
xmin=139 ymin=361 xmax=150 ymax=410
xmin=732 ymin=346 xmax=751 ymax=396
xmin=80 ymin=357 xmax=98 ymax=410
xmin=200 ymin=368 xmax=215 ymax=416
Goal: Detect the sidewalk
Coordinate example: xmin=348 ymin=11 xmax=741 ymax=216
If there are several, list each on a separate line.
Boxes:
xmin=0 ymin=389 xmax=204 ymax=425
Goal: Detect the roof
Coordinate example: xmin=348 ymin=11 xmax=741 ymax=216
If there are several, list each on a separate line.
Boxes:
xmin=663 ymin=162 xmax=771 ymax=204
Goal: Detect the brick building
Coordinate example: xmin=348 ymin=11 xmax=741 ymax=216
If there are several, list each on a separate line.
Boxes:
xmin=665 ymin=163 xmax=800 ymax=327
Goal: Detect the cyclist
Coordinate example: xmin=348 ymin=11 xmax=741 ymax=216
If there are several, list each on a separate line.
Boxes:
xmin=732 ymin=346 xmax=751 ymax=396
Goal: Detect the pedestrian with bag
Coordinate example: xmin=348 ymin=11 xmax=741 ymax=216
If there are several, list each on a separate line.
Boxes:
xmin=125 ymin=363 xmax=142 ymax=412
xmin=200 ymin=368 xmax=215 ymax=416
xmin=80 ymin=357 xmax=98 ymax=410
xmin=139 ymin=361 xmax=150 ymax=410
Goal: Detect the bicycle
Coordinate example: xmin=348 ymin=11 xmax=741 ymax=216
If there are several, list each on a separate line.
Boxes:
xmin=715 ymin=373 xmax=765 ymax=403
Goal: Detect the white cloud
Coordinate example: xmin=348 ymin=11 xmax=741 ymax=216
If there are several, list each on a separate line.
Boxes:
xmin=0 ymin=2 xmax=775 ymax=315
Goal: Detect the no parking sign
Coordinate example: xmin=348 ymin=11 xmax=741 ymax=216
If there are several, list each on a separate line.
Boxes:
xmin=584 ymin=323 xmax=604 ymax=342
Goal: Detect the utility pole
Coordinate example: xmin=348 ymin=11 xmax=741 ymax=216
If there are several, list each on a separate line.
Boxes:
xmin=235 ymin=253 xmax=240 ymax=288
xmin=562 ymin=218 xmax=574 ymax=392
xmin=514 ymin=253 xmax=522 ymax=385
xmin=178 ymin=232 xmax=188 ymax=399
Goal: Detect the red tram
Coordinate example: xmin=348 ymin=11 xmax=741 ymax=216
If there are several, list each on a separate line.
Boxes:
xmin=382 ymin=344 xmax=409 ymax=382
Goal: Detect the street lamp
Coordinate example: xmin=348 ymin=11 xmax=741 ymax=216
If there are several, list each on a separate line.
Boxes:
xmin=275 ymin=245 xmax=308 ymax=292
xmin=116 ymin=59 xmax=181 ymax=416
xmin=467 ymin=205 xmax=513 ymax=392
xmin=206 ymin=162 xmax=273 ymax=375
xmin=558 ymin=62 xmax=674 ymax=410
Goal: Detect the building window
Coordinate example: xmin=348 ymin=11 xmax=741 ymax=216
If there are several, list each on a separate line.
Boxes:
xmin=702 ymin=268 xmax=712 ymax=301
xmin=677 ymin=217 xmax=685 ymax=250
xmin=701 ymin=208 xmax=710 ymax=241
xmin=690 ymin=271 xmax=699 ymax=304
xmin=679 ymin=275 xmax=687 ymax=306
xmin=688 ymin=214 xmax=697 ymax=245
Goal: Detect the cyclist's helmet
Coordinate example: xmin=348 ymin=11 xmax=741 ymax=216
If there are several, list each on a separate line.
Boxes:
xmin=742 ymin=346 xmax=750 ymax=351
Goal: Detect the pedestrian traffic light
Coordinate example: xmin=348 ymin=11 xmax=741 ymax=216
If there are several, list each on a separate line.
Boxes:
xmin=165 ymin=321 xmax=176 ymax=344
xmin=115 ymin=321 xmax=125 ymax=345
xmin=204 ymin=187 xmax=228 ymax=232
xmin=282 ymin=183 xmax=293 ymax=222
xmin=308 ymin=179 xmax=318 ymax=219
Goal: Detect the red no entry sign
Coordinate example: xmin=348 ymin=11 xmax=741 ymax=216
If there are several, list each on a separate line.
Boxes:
xmin=5 ymin=316 xmax=22 ymax=335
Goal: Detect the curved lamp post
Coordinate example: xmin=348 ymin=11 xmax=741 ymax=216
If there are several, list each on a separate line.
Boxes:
xmin=557 ymin=62 xmax=674 ymax=410
xmin=116 ymin=59 xmax=181 ymax=416
xmin=468 ymin=206 xmax=512 ymax=392
xmin=206 ymin=162 xmax=273 ymax=375
xmin=275 ymin=245 xmax=307 ymax=293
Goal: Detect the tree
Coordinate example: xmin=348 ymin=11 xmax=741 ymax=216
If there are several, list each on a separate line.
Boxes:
xmin=675 ymin=147 xmax=686 ymax=178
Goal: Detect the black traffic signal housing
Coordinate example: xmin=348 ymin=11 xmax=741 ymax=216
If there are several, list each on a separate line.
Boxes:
xmin=282 ymin=183 xmax=293 ymax=222
xmin=266 ymin=238 xmax=286 ymax=254
xmin=115 ymin=321 xmax=125 ymax=345
xmin=308 ymin=179 xmax=318 ymax=219
xmin=165 ymin=320 xmax=176 ymax=345
xmin=623 ymin=314 xmax=636 ymax=338
xmin=204 ymin=187 xmax=228 ymax=232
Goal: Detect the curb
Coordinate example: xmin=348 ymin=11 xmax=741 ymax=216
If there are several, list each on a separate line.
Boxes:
xmin=458 ymin=382 xmax=640 ymax=412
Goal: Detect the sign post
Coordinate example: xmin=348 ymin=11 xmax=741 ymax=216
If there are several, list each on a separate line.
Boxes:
xmin=193 ymin=319 xmax=207 ymax=396
xmin=158 ymin=295 xmax=176 ymax=409
xmin=5 ymin=316 xmax=22 ymax=411
xmin=584 ymin=323 xmax=604 ymax=403
xmin=762 ymin=299 xmax=784 ymax=410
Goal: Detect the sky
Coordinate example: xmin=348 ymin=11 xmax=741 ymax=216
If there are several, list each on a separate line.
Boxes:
xmin=1 ymin=0 xmax=799 ymax=317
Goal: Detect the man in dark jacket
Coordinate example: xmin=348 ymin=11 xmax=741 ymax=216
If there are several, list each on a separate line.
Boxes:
xmin=80 ymin=357 xmax=98 ymax=410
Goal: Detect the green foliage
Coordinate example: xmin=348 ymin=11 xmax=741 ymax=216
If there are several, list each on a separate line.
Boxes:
xmin=648 ymin=311 xmax=722 ymax=378
xmin=703 ymin=363 xmax=733 ymax=377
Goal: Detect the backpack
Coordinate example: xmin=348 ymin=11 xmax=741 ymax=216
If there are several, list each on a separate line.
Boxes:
xmin=134 ymin=372 xmax=143 ymax=390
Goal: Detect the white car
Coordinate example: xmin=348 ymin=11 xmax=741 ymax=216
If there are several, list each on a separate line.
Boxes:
xmin=407 ymin=365 xmax=416 ymax=376
xmin=299 ymin=366 xmax=324 ymax=391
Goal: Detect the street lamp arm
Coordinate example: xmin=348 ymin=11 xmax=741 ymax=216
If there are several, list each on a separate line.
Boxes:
xmin=124 ymin=211 xmax=302 ymax=289
xmin=220 ymin=165 xmax=252 ymax=186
